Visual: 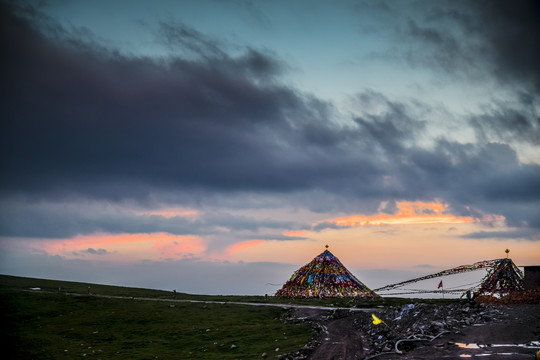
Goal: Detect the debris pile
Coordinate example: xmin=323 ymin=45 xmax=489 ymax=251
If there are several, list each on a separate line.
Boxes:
xmin=354 ymin=302 xmax=503 ymax=358
xmin=278 ymin=302 xmax=505 ymax=359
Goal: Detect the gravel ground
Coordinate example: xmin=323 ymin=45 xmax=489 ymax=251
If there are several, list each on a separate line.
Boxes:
xmin=280 ymin=302 xmax=540 ymax=360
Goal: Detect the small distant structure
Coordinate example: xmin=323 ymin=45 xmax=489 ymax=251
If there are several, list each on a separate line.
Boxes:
xmin=275 ymin=246 xmax=378 ymax=298
xmin=474 ymin=258 xmax=524 ymax=297
xmin=524 ymin=266 xmax=540 ymax=290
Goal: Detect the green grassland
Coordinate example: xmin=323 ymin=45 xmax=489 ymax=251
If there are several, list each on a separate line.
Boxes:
xmin=0 ymin=275 xmax=459 ymax=359
xmin=0 ymin=275 xmax=312 ymax=359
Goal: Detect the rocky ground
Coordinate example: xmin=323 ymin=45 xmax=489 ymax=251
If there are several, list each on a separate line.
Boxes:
xmin=280 ymin=301 xmax=540 ymax=360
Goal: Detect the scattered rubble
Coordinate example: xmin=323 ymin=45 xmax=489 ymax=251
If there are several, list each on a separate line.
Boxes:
xmin=355 ymin=302 xmax=502 ymax=358
xmin=279 ymin=301 xmax=513 ymax=359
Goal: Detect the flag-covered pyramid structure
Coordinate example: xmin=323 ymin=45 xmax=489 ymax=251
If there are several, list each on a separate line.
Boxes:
xmin=275 ymin=247 xmax=378 ymax=298
xmin=475 ymin=258 xmax=524 ymax=296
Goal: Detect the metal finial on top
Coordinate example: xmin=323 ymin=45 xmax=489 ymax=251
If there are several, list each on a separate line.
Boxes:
xmin=505 ymin=248 xmax=510 ymax=258
xmin=325 ymin=244 xmax=329 ymax=249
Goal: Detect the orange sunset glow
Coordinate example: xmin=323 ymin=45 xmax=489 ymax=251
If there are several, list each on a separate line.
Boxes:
xmin=324 ymin=201 xmax=476 ymax=227
xmin=284 ymin=202 xmax=484 ymax=238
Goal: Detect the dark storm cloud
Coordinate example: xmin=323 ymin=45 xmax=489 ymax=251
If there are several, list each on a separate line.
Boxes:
xmin=469 ymin=97 xmax=540 ymax=146
xmin=366 ymin=1 xmax=540 ymax=146
xmin=346 ymin=95 xmax=533 ymax=224
xmin=0 ymin=2 xmax=393 ymax=204
xmin=401 ymin=0 xmax=540 ymax=148
xmin=1 ymin=2 xmax=539 ymax=236
xmin=464 ymin=0 xmax=540 ymax=90
xmin=0 ymin=2 xmax=335 ymax=198
xmin=353 ymin=91 xmax=426 ymax=153
xmin=402 ymin=0 xmax=540 ymax=90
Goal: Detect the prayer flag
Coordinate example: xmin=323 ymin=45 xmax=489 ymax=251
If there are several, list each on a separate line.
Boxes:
xmin=372 ymin=314 xmax=383 ymax=325
xmin=438 ymin=280 xmax=443 ymax=289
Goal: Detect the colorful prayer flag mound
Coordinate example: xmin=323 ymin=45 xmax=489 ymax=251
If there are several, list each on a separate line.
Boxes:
xmin=475 ymin=258 xmax=524 ymax=296
xmin=275 ymin=249 xmax=378 ymax=298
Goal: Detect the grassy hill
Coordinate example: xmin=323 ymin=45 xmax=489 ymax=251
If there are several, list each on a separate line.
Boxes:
xmin=0 ymin=275 xmax=313 ymax=359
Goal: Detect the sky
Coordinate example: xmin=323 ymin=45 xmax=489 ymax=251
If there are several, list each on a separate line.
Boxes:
xmin=1 ymin=0 xmax=539 ymax=296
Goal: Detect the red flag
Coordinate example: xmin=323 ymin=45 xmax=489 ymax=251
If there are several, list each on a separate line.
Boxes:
xmin=438 ymin=280 xmax=443 ymax=289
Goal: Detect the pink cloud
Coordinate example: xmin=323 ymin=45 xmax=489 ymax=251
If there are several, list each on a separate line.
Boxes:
xmin=225 ymin=240 xmax=265 ymax=255
xmin=152 ymin=235 xmax=206 ymax=258
xmin=39 ymin=232 xmax=206 ymax=260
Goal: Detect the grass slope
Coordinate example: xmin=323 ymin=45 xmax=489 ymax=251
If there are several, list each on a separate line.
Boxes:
xmin=0 ymin=275 xmax=312 ymax=359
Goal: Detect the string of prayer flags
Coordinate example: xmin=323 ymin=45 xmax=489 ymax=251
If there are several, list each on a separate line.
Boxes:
xmin=374 ymin=257 xmax=523 ymax=299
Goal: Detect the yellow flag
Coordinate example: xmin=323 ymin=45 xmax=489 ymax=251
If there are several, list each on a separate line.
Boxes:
xmin=372 ymin=314 xmax=383 ymax=325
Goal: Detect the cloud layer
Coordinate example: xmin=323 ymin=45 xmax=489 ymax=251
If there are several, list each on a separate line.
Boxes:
xmin=1 ymin=1 xmax=539 ymax=294
xmin=2 ymin=1 xmax=539 ymax=228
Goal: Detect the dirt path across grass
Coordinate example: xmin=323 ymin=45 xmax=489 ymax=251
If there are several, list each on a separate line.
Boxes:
xmin=65 ymin=291 xmax=380 ymax=313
